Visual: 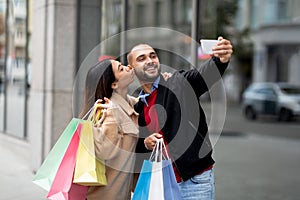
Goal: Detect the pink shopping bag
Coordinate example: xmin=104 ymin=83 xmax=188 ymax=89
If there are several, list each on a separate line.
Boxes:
xmin=47 ymin=123 xmax=88 ymax=200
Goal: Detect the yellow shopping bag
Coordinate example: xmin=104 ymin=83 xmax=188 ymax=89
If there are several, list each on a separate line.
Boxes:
xmin=73 ymin=120 xmax=107 ymax=186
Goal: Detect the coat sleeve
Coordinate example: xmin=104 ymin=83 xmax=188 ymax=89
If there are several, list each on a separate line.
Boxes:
xmin=183 ymin=56 xmax=229 ymax=97
xmin=93 ymin=108 xmax=122 ymax=160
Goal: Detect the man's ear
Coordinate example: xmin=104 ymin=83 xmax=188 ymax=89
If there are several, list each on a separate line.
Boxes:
xmin=111 ymin=82 xmax=118 ymax=89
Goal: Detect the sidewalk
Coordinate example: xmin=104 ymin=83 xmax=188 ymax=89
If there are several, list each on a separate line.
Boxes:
xmin=0 ymin=133 xmax=47 ymax=200
xmin=1 ymin=132 xmax=300 ymax=200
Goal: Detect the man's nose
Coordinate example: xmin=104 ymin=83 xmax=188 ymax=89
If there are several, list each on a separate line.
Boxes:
xmin=145 ymin=56 xmax=154 ymax=63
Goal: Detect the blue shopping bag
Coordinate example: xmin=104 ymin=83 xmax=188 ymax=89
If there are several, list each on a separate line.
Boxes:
xmin=132 ymin=160 xmax=153 ymax=200
xmin=162 ymin=160 xmax=182 ymax=200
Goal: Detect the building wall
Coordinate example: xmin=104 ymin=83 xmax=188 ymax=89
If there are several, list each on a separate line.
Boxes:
xmin=237 ymin=0 xmax=300 ymax=85
xmin=251 ymin=24 xmax=300 ymax=83
xmin=29 ymin=0 xmax=78 ymax=170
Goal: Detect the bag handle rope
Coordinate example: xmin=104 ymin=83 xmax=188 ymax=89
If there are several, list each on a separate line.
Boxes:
xmin=150 ymin=138 xmax=170 ymax=162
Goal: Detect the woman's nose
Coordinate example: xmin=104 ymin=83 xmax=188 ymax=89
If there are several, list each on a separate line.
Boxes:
xmin=125 ymin=65 xmax=132 ymax=72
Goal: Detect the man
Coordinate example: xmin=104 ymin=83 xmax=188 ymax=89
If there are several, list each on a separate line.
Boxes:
xmin=128 ymin=37 xmax=233 ymax=199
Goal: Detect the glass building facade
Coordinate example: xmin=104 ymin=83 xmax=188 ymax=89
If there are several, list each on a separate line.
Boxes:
xmin=0 ymin=0 xmax=30 ymax=139
xmin=75 ymin=0 xmax=219 ymax=114
xmin=77 ymin=0 xmax=202 ymax=71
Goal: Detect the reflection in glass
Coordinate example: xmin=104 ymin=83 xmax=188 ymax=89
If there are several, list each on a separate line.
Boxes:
xmin=100 ymin=0 xmax=193 ymax=68
xmin=0 ymin=0 xmax=7 ymax=132
xmin=101 ymin=0 xmax=122 ymax=56
xmin=2 ymin=0 xmax=28 ymax=138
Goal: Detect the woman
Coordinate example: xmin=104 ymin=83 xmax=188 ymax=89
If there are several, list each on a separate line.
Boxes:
xmin=80 ymin=58 xmax=139 ymax=200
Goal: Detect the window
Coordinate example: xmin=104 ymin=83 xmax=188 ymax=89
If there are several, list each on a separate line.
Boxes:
xmin=0 ymin=0 xmax=29 ymax=138
xmin=249 ymin=0 xmax=259 ymax=29
xmin=278 ymin=0 xmax=288 ymax=22
xmin=256 ymin=88 xmax=276 ymax=96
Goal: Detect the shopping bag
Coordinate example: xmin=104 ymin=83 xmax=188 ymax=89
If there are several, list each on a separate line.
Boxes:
xmin=148 ymin=161 xmax=164 ymax=200
xmin=32 ymin=118 xmax=81 ymax=191
xmin=162 ymin=160 xmax=182 ymax=200
xmin=68 ymin=183 xmax=89 ymax=200
xmin=148 ymin=138 xmax=166 ymax=199
xmin=132 ymin=138 xmax=182 ymax=200
xmin=47 ymin=123 xmax=85 ymax=200
xmin=73 ymin=120 xmax=107 ymax=186
xmin=160 ymin=140 xmax=182 ymax=200
xmin=132 ymin=160 xmax=153 ymax=200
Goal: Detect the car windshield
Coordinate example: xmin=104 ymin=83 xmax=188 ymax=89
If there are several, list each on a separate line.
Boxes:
xmin=280 ymin=86 xmax=300 ymax=95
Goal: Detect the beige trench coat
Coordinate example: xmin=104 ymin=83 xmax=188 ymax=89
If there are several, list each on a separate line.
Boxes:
xmin=87 ymin=92 xmax=139 ymax=200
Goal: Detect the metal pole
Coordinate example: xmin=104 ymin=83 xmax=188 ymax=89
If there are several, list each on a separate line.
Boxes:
xmin=24 ymin=0 xmax=29 ymax=139
xmin=191 ymin=0 xmax=200 ymax=68
xmin=3 ymin=0 xmax=10 ymax=132
xmin=41 ymin=0 xmax=49 ymax=160
xmin=74 ymin=0 xmax=82 ymax=117
xmin=120 ymin=0 xmax=128 ymax=64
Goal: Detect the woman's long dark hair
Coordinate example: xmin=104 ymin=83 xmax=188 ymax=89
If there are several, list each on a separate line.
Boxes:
xmin=80 ymin=59 xmax=115 ymax=118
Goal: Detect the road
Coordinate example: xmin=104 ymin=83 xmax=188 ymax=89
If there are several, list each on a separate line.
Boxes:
xmin=224 ymin=103 xmax=300 ymax=140
xmin=203 ymin=102 xmax=300 ymax=200
xmin=203 ymin=102 xmax=300 ymax=140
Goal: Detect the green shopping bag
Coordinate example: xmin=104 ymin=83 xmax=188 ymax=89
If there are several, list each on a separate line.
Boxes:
xmin=32 ymin=118 xmax=81 ymax=191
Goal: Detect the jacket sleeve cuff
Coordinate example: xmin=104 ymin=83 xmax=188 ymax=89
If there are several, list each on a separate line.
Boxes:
xmin=212 ymin=56 xmax=229 ymax=75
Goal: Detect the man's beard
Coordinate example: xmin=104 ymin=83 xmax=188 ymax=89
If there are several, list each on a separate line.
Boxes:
xmin=135 ymin=63 xmax=161 ymax=83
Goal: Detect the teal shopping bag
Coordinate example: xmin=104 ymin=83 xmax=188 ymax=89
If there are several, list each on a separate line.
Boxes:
xmin=32 ymin=118 xmax=81 ymax=191
xmin=132 ymin=160 xmax=153 ymax=200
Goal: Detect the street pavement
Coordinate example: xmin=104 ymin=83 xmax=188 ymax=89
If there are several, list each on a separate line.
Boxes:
xmin=0 ymin=134 xmax=47 ymax=200
xmin=1 ymin=104 xmax=300 ymax=200
xmin=213 ymin=134 xmax=300 ymax=200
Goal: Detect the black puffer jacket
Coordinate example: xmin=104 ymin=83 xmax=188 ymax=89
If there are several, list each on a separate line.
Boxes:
xmin=134 ymin=57 xmax=228 ymax=181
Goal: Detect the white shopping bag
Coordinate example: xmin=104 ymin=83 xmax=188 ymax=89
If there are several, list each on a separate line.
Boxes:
xmin=148 ymin=139 xmax=165 ymax=200
xmin=149 ymin=161 xmax=164 ymax=200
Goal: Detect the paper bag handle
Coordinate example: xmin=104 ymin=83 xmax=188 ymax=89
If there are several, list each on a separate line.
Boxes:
xmin=150 ymin=138 xmax=170 ymax=162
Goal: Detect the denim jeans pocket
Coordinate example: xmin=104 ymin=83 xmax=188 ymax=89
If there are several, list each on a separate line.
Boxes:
xmin=190 ymin=169 xmax=213 ymax=184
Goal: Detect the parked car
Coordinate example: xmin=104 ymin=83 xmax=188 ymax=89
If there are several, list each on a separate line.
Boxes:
xmin=242 ymin=82 xmax=300 ymax=121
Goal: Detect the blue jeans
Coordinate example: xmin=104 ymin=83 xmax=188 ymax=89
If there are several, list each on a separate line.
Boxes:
xmin=178 ymin=168 xmax=215 ymax=200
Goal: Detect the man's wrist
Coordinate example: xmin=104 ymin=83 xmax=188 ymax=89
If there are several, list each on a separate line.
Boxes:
xmin=212 ymin=56 xmax=229 ymax=64
xmin=144 ymin=139 xmax=151 ymax=150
